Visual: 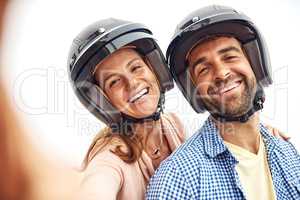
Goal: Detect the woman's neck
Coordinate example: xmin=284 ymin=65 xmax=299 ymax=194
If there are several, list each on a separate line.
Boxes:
xmin=132 ymin=118 xmax=163 ymax=148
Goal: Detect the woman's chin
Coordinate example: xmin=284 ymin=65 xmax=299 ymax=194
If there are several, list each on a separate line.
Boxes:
xmin=120 ymin=97 xmax=159 ymax=119
xmin=127 ymin=107 xmax=158 ymax=119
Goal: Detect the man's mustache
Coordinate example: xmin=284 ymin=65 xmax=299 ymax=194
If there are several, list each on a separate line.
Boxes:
xmin=207 ymin=75 xmax=243 ymax=96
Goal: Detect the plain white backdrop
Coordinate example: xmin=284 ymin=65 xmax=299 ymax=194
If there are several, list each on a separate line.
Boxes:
xmin=2 ymin=0 xmax=299 ymax=167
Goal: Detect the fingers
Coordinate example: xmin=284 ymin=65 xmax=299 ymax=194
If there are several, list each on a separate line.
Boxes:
xmin=278 ymin=131 xmax=291 ymax=141
xmin=273 ymin=128 xmax=280 ymax=138
xmin=264 ymin=124 xmax=291 ymax=141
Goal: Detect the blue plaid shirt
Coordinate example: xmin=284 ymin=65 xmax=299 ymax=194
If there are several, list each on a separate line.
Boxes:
xmin=146 ymin=117 xmax=300 ymax=200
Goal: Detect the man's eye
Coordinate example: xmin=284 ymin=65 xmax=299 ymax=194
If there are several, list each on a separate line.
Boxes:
xmin=195 ymin=64 xmax=208 ymax=77
xmin=224 ymin=55 xmax=238 ymax=61
xmin=198 ymin=67 xmax=208 ymax=75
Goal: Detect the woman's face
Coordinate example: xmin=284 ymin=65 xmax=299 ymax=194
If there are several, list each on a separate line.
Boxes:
xmin=94 ymin=48 xmax=161 ymax=119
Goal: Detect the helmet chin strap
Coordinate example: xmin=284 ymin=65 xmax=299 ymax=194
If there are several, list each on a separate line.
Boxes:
xmin=110 ymin=93 xmax=165 ymax=135
xmin=210 ymin=88 xmax=265 ymax=123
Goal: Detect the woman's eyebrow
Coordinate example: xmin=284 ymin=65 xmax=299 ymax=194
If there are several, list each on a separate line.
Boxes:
xmin=125 ymin=57 xmax=140 ymax=69
xmin=102 ymin=73 xmax=118 ymax=87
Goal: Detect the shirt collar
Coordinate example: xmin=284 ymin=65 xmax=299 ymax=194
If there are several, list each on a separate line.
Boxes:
xmin=201 ymin=117 xmax=228 ymax=158
xmin=201 ymin=116 xmax=284 ymax=158
xmin=259 ymin=123 xmax=286 ymax=155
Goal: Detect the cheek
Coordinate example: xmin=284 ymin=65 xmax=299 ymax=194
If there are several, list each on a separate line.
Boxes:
xmin=106 ymin=88 xmax=127 ymax=108
xmin=234 ymin=60 xmax=255 ymax=77
xmin=195 ymin=77 xmax=211 ymax=96
xmin=246 ymin=69 xmax=256 ymax=80
xmin=144 ymin=71 xmax=160 ymax=90
xmin=238 ymin=66 xmax=254 ymax=76
xmin=198 ymin=85 xmax=208 ymax=96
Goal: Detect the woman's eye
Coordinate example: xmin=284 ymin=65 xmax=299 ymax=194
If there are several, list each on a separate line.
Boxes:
xmin=109 ymin=78 xmax=120 ymax=88
xmin=131 ymin=65 xmax=142 ymax=72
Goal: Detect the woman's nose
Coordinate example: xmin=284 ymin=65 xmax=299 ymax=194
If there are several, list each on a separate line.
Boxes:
xmin=125 ymin=74 xmax=139 ymax=90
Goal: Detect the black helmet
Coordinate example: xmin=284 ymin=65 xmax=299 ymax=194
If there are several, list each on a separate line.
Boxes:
xmin=68 ymin=18 xmax=173 ymax=134
xmin=167 ymin=5 xmax=272 ymax=122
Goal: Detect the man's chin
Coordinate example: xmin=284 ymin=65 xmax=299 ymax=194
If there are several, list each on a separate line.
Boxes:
xmin=207 ymin=103 xmax=251 ymax=117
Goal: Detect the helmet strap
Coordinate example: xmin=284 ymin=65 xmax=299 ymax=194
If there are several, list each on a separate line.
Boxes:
xmin=110 ymin=93 xmax=165 ymax=135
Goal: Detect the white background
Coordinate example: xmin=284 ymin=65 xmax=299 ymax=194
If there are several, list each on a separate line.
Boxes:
xmin=2 ymin=0 xmax=300 ymax=168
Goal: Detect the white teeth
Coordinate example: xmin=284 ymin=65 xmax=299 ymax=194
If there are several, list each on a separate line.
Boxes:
xmin=129 ymin=88 xmax=149 ymax=103
xmin=220 ymin=81 xmax=241 ymax=94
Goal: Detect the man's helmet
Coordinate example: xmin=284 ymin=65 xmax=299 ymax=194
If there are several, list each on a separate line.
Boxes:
xmin=68 ymin=18 xmax=173 ymax=134
xmin=166 ymin=5 xmax=272 ymax=122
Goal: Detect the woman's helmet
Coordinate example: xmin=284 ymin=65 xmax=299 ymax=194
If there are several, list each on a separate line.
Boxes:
xmin=68 ymin=18 xmax=173 ymax=134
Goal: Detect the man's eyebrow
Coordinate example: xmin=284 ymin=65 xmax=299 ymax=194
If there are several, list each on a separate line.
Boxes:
xmin=217 ymin=46 xmax=241 ymax=55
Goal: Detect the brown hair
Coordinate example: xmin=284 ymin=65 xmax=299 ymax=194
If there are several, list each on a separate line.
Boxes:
xmin=81 ymin=126 xmax=144 ymax=170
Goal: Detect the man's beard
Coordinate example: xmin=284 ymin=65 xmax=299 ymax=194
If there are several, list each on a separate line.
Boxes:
xmin=200 ymin=75 xmax=256 ymax=118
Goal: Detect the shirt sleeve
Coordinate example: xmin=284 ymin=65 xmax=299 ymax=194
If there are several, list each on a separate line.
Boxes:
xmin=77 ymin=162 xmax=123 ymax=200
xmin=287 ymin=140 xmax=300 ymax=168
xmin=146 ymin=158 xmax=191 ymax=200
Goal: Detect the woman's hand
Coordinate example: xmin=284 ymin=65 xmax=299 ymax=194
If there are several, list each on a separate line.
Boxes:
xmin=265 ymin=125 xmax=291 ymax=141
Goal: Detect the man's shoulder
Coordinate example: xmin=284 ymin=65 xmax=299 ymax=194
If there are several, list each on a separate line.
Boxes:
xmin=273 ymin=137 xmax=300 ymax=161
xmin=260 ymin=125 xmax=299 ymax=160
xmin=146 ymin=129 xmax=207 ymax=199
xmin=158 ymin=127 xmax=209 ymax=174
xmin=262 ymin=127 xmax=300 ymax=173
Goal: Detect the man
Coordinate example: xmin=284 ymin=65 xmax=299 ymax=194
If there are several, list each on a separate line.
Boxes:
xmin=146 ymin=5 xmax=300 ymax=200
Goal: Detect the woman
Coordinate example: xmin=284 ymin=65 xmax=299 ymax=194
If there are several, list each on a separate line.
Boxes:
xmin=68 ymin=18 xmax=184 ymax=200
xmin=68 ymin=18 xmax=289 ymax=200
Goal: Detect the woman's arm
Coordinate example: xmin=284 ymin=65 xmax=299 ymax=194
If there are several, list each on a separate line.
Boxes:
xmin=265 ymin=124 xmax=291 ymax=140
xmin=78 ymin=164 xmax=123 ymax=200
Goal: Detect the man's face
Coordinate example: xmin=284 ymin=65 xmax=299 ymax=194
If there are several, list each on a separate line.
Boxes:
xmin=188 ymin=36 xmax=257 ymax=117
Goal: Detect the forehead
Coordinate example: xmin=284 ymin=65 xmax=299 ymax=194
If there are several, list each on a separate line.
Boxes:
xmin=95 ymin=48 xmax=142 ymax=73
xmin=189 ymin=37 xmax=242 ymax=60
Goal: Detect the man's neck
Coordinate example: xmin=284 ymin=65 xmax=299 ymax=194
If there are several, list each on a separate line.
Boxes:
xmin=212 ymin=112 xmax=261 ymax=154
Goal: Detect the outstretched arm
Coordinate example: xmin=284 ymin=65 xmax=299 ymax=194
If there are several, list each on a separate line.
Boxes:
xmin=77 ymin=164 xmax=122 ymax=200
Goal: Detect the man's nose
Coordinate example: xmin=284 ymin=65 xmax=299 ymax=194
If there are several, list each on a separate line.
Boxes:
xmin=213 ymin=62 xmax=231 ymax=82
